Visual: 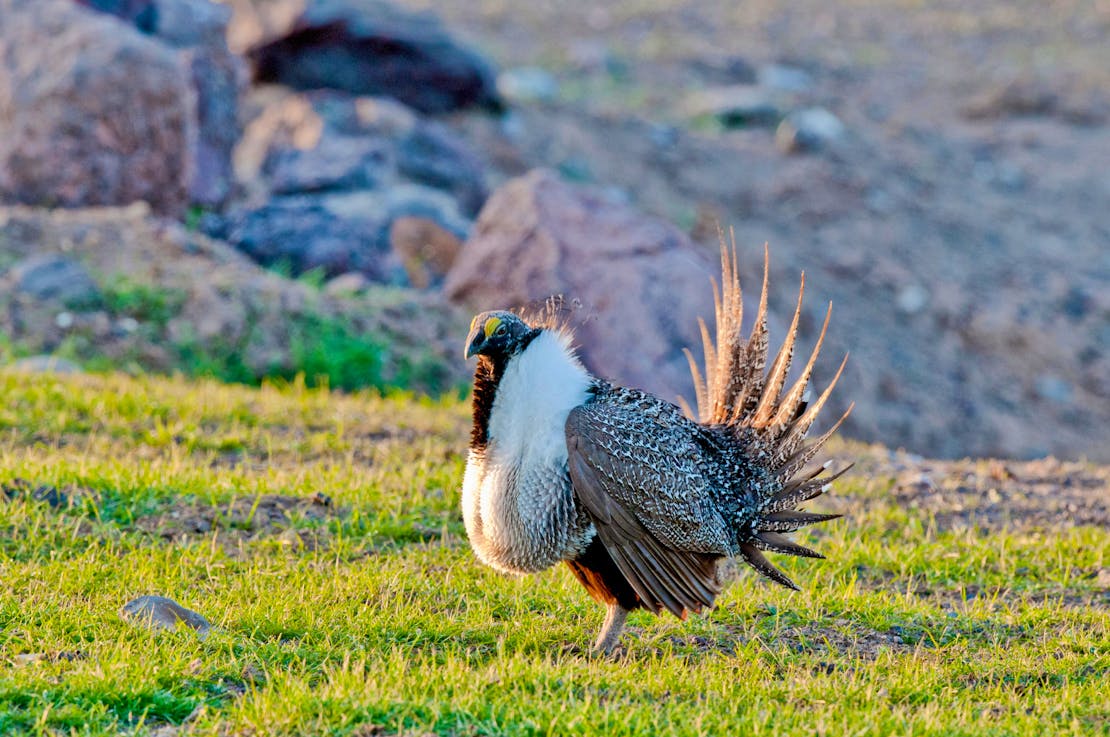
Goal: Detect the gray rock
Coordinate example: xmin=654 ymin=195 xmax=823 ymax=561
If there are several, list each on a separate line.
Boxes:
xmin=0 ymin=0 xmax=195 ymax=215
xmin=264 ymin=134 xmax=394 ymax=194
xmin=120 ymin=595 xmax=211 ymax=638
xmin=73 ymin=0 xmax=157 ymax=31
xmin=396 ymin=121 xmax=488 ymax=216
xmin=9 ymin=355 xmax=82 ymax=374
xmin=223 ymin=195 xmax=392 ymax=281
xmin=1035 ymin=375 xmax=1073 ymax=404
xmin=151 ymin=0 xmax=230 ymax=45
xmin=758 ymin=64 xmax=813 ymax=93
xmin=689 ymin=56 xmax=757 ymax=85
xmin=246 ymin=0 xmax=502 ymax=114
xmin=154 ymin=0 xmax=243 ymax=207
xmin=896 ymin=284 xmax=930 ymax=315
xmin=9 ymin=257 xmax=101 ymax=308
xmin=497 ymin=67 xmax=559 ymax=103
xmin=775 ymin=107 xmax=846 ymax=153
xmin=223 ymin=184 xmax=470 ymax=283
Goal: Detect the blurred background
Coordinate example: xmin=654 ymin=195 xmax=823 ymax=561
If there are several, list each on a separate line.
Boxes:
xmin=0 ymin=0 xmax=1107 ymax=461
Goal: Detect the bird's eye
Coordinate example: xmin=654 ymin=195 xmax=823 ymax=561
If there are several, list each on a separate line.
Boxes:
xmin=495 ymin=324 xmax=508 ymax=337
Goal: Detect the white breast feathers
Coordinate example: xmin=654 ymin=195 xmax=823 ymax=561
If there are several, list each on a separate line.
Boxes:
xmin=462 ymin=330 xmax=594 ymax=573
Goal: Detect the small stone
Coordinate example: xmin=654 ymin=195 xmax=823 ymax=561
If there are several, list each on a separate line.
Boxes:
xmin=10 ymin=257 xmax=101 ymax=308
xmin=758 ymin=64 xmax=813 ymax=93
xmin=55 ymin=312 xmax=75 ymax=329
xmin=896 ymin=284 xmax=930 ymax=315
xmin=775 ymin=107 xmax=845 ymax=153
xmin=1034 ymin=375 xmax=1073 ymax=404
xmin=121 ymin=595 xmax=211 ymax=638
xmin=323 ymin=272 xmax=371 ymax=296
xmin=9 ymin=356 xmax=82 ymax=374
xmin=497 ymin=67 xmax=559 ymax=103
xmin=689 ymin=55 xmax=757 ymax=85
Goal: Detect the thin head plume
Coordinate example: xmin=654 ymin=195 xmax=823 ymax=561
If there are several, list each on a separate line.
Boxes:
xmin=514 ymin=294 xmax=591 ymax=334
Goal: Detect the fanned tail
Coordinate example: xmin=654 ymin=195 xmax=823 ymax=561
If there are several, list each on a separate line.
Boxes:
xmin=685 ymin=229 xmax=851 ymax=589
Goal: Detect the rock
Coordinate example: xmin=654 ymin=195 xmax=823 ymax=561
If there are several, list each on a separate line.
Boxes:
xmin=1034 ymin=375 xmax=1073 ymax=404
xmin=323 ymin=272 xmax=372 ymax=296
xmin=222 ymin=195 xmax=393 ymax=281
xmin=8 ymin=257 xmax=101 ymax=308
xmin=758 ymin=64 xmax=813 ymax=93
xmin=246 ymin=0 xmax=502 ymax=114
xmin=73 ymin=0 xmax=157 ymax=31
xmin=396 ymin=121 xmax=488 ymax=216
xmin=896 ymin=284 xmax=930 ymax=315
xmin=222 ymin=184 xmax=469 ymax=283
xmin=444 ymin=169 xmax=717 ymax=401
xmin=0 ymin=0 xmax=195 ymax=215
xmin=689 ymin=56 xmax=758 ymax=85
xmin=152 ymin=0 xmax=245 ymax=206
xmin=390 ymin=216 xmax=462 ymax=289
xmin=69 ymin=0 xmax=244 ymax=206
xmin=497 ymin=67 xmax=559 ymax=103
xmin=775 ymin=107 xmax=846 ymax=153
xmin=120 ymin=595 xmax=211 ymax=637
xmin=683 ymin=85 xmax=782 ymax=127
xmin=9 ymin=356 xmax=83 ymax=374
xmin=264 ymin=134 xmax=393 ymax=194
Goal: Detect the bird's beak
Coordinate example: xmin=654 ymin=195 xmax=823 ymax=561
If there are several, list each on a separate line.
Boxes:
xmin=464 ymin=320 xmax=486 ymax=360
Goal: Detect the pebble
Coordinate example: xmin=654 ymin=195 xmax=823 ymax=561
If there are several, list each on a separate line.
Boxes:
xmin=775 ymin=107 xmax=846 ymax=153
xmin=121 ymin=595 xmax=211 ymax=638
xmin=758 ymin=64 xmax=813 ymax=93
xmin=896 ymin=284 xmax=930 ymax=315
xmin=10 ymin=356 xmax=82 ymax=375
xmin=1034 ymin=375 xmax=1073 ymax=404
xmin=497 ymin=67 xmax=559 ymax=103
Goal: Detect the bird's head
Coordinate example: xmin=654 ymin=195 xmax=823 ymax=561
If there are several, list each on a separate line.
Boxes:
xmin=464 ymin=311 xmax=536 ymax=361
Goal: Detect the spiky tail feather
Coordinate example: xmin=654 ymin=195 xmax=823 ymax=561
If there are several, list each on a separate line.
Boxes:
xmin=682 ymin=230 xmax=853 ymax=589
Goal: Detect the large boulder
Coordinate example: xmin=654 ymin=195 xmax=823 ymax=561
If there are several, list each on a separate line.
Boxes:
xmin=0 ymin=0 xmax=196 ymax=215
xmin=224 ymin=89 xmax=479 ymax=284
xmin=244 ymin=0 xmax=501 ymax=114
xmin=445 ymin=169 xmax=717 ymax=403
xmin=214 ymin=185 xmax=470 ymax=283
xmin=74 ymin=0 xmax=245 ymax=207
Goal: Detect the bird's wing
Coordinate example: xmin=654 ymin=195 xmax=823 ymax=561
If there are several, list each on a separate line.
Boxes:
xmin=565 ymin=402 xmax=728 ymax=618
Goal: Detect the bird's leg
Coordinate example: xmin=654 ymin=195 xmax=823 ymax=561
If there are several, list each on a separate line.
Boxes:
xmin=591 ymin=603 xmax=629 ymax=654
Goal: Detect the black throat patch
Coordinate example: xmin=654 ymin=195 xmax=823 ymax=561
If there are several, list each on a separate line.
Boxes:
xmin=468 ymin=328 xmax=541 ymax=451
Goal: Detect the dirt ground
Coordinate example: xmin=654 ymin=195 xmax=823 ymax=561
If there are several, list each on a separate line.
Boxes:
xmin=397 ymin=0 xmax=1110 ymax=462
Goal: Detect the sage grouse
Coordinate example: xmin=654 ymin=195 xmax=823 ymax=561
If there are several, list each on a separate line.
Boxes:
xmin=461 ymin=244 xmax=851 ymax=653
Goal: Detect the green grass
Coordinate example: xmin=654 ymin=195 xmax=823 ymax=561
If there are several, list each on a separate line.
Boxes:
xmin=0 ymin=371 xmax=1106 ymax=736
xmin=39 ymin=276 xmax=457 ymax=395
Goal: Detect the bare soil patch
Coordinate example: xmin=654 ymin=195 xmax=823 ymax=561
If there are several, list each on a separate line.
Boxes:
xmin=880 ymin=455 xmax=1108 ymax=532
xmin=134 ymin=492 xmax=338 ymax=548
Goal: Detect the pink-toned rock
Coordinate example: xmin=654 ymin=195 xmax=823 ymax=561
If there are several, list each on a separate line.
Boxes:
xmin=0 ymin=0 xmax=196 ymax=215
xmin=445 ymin=169 xmax=716 ymax=402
